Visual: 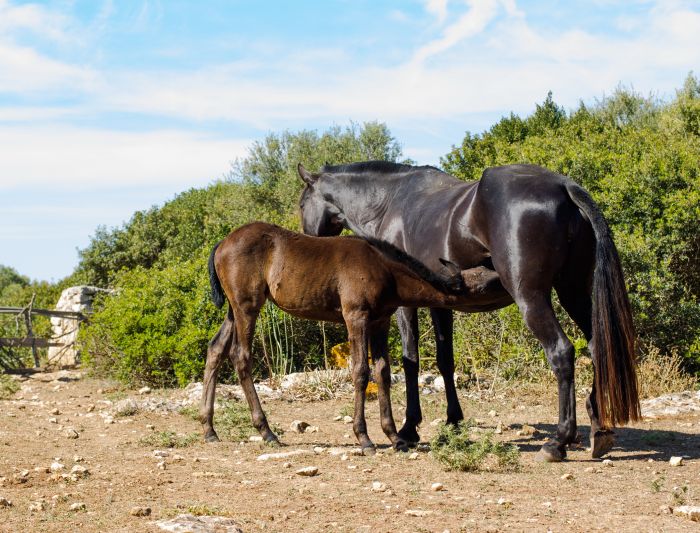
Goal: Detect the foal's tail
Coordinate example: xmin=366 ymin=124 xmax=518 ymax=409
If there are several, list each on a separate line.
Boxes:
xmin=565 ymin=182 xmax=640 ymax=428
xmin=208 ymin=241 xmax=226 ymax=309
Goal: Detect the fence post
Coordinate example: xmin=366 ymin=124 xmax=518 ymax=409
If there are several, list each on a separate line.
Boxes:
xmin=23 ymin=294 xmax=40 ymax=368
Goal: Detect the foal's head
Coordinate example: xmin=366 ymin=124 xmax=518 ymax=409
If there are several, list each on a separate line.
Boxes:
xmin=297 ymin=163 xmax=344 ymax=237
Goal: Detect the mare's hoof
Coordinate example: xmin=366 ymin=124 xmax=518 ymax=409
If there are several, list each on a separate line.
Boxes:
xmin=591 ymin=430 xmax=615 ymax=459
xmin=536 ymin=445 xmax=566 ymax=463
xmin=393 ymin=439 xmax=410 ymax=453
xmin=397 ymin=426 xmax=420 ymax=447
xmin=362 ymin=445 xmax=377 ymax=456
xmin=204 ymin=432 xmax=220 ymax=443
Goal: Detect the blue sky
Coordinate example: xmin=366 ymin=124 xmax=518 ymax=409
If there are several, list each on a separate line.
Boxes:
xmin=1 ymin=0 xmax=699 ymax=283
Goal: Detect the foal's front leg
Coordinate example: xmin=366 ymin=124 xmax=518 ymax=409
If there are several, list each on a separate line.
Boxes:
xmin=370 ymin=320 xmax=408 ymax=451
xmin=345 ymin=312 xmax=374 ymax=454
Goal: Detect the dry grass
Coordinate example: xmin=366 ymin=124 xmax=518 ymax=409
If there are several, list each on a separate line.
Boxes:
xmin=637 ymin=344 xmax=698 ymax=399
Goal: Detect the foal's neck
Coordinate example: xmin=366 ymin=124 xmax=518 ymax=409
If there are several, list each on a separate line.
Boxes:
xmin=391 ymin=265 xmax=459 ymax=308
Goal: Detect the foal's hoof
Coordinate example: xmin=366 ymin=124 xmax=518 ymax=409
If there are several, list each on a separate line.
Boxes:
xmin=204 ymin=431 xmax=220 ymax=443
xmin=591 ymin=430 xmax=615 ymax=459
xmin=536 ymin=445 xmax=566 ymax=463
xmin=264 ymin=434 xmax=282 ymax=447
xmin=397 ymin=426 xmax=420 ymax=447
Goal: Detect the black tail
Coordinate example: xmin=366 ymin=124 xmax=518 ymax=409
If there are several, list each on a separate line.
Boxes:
xmin=209 ymin=241 xmax=226 ymax=309
xmin=565 ymin=182 xmax=641 ymax=427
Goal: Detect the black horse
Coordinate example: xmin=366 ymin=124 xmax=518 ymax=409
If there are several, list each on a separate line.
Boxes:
xmin=297 ymin=161 xmax=640 ymax=462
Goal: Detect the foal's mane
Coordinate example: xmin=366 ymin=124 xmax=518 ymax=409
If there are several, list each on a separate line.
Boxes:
xmin=321 ymin=160 xmax=439 ymax=175
xmin=351 ymin=235 xmax=463 ymax=294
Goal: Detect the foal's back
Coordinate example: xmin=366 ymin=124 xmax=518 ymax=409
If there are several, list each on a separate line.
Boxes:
xmin=214 ymin=222 xmax=394 ymax=322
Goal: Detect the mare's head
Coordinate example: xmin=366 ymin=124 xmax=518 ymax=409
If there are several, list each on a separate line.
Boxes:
xmin=297 ymin=163 xmax=344 ymax=236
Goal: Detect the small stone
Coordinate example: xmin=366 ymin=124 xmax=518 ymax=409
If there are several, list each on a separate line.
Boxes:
xmin=48 ymin=417 xmax=58 ymax=424
xmin=153 ymin=450 xmax=169 ymax=458
xmin=157 ymin=461 xmax=166 ymax=470
xmin=50 ymin=462 xmax=65 ymax=472
xmin=672 ymin=505 xmax=700 ymax=521
xmin=172 ymin=454 xmax=184 ymax=462
xmin=73 ymin=455 xmax=84 ymax=463
xmin=138 ymin=386 xmax=151 ymax=395
xmin=0 ymin=497 xmax=12 ymax=507
xmin=343 ymin=415 xmax=353 ymax=424
xmin=282 ymin=462 xmax=292 ymax=468
xmin=408 ymin=452 xmax=419 ymax=460
xmin=431 ymin=482 xmax=445 ymax=492
xmin=497 ymin=497 xmax=511 ymax=506
xmin=669 ymin=456 xmax=684 ymax=467
xmin=362 ymin=468 xmax=373 ymax=473
xmin=146 ymin=424 xmax=155 ymax=430
xmin=405 ymin=509 xmax=432 ymax=517
xmin=488 ymin=410 xmax=497 ymax=417
xmin=602 ymin=459 xmax=614 ymax=467
xmin=584 ymin=466 xmax=595 ymax=473
xmin=86 ymin=404 xmax=95 ymax=413
xmin=295 ymin=466 xmax=319 ymax=477
xmin=257 ymin=450 xmax=314 ymax=462
xmin=64 ymin=428 xmax=79 ymax=439
xmin=69 ymin=502 xmax=86 ymax=512
xmin=333 ymin=415 xmax=342 ymax=421
xmin=29 ymin=500 xmax=46 ymax=512
xmin=306 ymin=425 xmax=319 ymax=433
xmin=104 ymin=416 xmax=115 ymax=425
xmin=495 ymin=421 xmax=503 ymax=434
xmin=129 ymin=506 xmax=152 ymax=517
xmin=561 ymin=473 xmax=574 ymax=480
xmin=50 ymin=408 xmax=61 ymax=415
xmin=313 ymin=446 xmax=326 ymax=454
xmin=516 ymin=424 xmax=538 ymax=436
xmin=249 ymin=435 xmax=263 ymax=442
xmin=371 ymin=481 xmax=387 ymax=492
xmin=340 ymin=454 xmax=349 ymax=461
xmin=70 ymin=465 xmax=89 ymax=478
xmin=430 ymin=418 xmax=443 ymax=426
xmin=290 ymin=420 xmax=310 ymax=433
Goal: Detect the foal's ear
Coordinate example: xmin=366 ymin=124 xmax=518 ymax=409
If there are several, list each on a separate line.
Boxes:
xmin=439 ymin=258 xmax=460 ymax=276
xmin=297 ymin=163 xmax=317 ymax=185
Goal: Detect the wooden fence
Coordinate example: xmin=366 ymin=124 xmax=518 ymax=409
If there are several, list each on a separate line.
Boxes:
xmin=0 ymin=299 xmax=85 ymax=369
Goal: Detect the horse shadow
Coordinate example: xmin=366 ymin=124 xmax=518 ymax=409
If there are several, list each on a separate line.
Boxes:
xmin=508 ymin=422 xmax=700 ymax=461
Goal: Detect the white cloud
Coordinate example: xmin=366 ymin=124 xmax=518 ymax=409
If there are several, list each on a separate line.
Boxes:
xmin=425 ymin=0 xmax=449 ymax=24
xmin=0 ymin=126 xmax=250 ymax=190
xmin=0 ymin=0 xmax=73 ymax=42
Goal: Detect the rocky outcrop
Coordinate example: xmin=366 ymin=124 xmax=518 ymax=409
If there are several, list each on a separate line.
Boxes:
xmin=48 ymin=286 xmax=108 ymax=366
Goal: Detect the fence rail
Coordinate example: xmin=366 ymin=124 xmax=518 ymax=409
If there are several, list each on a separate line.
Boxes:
xmin=0 ymin=301 xmax=86 ymax=369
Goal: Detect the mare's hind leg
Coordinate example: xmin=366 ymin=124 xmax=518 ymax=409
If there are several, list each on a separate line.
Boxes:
xmin=345 ymin=311 xmax=374 ymax=453
xmin=396 ymin=307 xmax=422 ymax=445
xmin=233 ymin=307 xmax=280 ymax=445
xmin=201 ymin=310 xmax=234 ymax=442
xmin=514 ymin=292 xmax=577 ymax=462
xmin=370 ymin=319 xmax=407 ymax=451
xmin=431 ymin=308 xmax=464 ymax=426
xmin=555 ymin=281 xmax=615 ymax=459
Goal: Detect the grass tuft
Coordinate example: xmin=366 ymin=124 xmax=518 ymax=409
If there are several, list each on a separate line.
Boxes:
xmin=430 ymin=420 xmax=520 ymax=472
xmin=139 ymin=430 xmax=199 ymax=448
xmin=0 ymin=374 xmax=20 ymax=399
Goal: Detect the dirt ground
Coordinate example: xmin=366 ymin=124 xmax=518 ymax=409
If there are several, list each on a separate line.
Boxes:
xmin=1 ymin=371 xmax=699 ymax=533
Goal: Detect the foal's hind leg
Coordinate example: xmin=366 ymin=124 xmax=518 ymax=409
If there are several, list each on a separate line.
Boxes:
xmin=234 ymin=307 xmax=280 ymax=445
xmin=370 ymin=319 xmax=407 ymax=451
xmin=345 ymin=311 xmax=374 ymax=454
xmin=201 ymin=311 xmax=234 ymax=442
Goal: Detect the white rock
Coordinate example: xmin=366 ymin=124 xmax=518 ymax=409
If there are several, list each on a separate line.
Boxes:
xmin=73 ymin=455 xmax=84 ymax=463
xmin=256 ymin=449 xmax=314 ymax=461
xmin=430 ymin=418 xmax=444 ymax=426
xmin=50 ymin=461 xmax=65 ymax=472
xmin=432 ymin=376 xmax=446 ymax=391
xmin=0 ymin=497 xmax=12 ymax=507
xmin=248 ymin=435 xmax=263 ymax=442
xmin=295 ymin=466 xmax=319 ymax=477
xmin=290 ymin=420 xmax=310 ymax=433
xmin=157 ymin=461 xmax=166 ymax=470
xmin=488 ymin=410 xmax=497 ymax=417
xmin=333 ymin=415 xmax=342 ymax=422
xmin=408 ymin=452 xmax=419 ymax=460
xmin=561 ymin=473 xmax=574 ymax=480
xmin=431 ymin=482 xmax=445 ymax=492
xmin=313 ymin=446 xmax=326 ymax=454
xmin=155 ymin=514 xmax=243 ymax=533
xmin=50 ymin=408 xmax=60 ymax=415
xmin=343 ymin=415 xmax=353 ymax=424
xmin=69 ymin=502 xmax=86 ymax=512
xmin=48 ymin=417 xmax=58 ymax=424
xmin=497 ymin=498 xmax=511 ymax=506
xmin=64 ymin=428 xmax=79 ymax=439
xmin=138 ymin=386 xmax=152 ymax=395
xmin=602 ymin=459 xmax=614 ymax=467
xmin=371 ymin=481 xmax=387 ymax=492
xmin=669 ymin=456 xmax=684 ymax=467
xmin=672 ymin=505 xmax=700 ymax=522
xmin=495 ymin=421 xmax=503 ymax=434
xmin=306 ymin=425 xmax=319 ymax=433
xmin=29 ymin=500 xmax=46 ymax=512
xmin=282 ymin=462 xmax=292 ymax=468
xmin=153 ymin=450 xmax=170 ymax=458
xmin=129 ymin=506 xmax=152 ymax=517
xmin=405 ymin=509 xmax=432 ymax=517
xmin=70 ymin=465 xmax=89 ymax=478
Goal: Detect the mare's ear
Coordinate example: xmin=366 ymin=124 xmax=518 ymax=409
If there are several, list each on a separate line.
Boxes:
xmin=439 ymin=258 xmax=460 ymax=276
xmin=297 ymin=163 xmax=317 ymax=185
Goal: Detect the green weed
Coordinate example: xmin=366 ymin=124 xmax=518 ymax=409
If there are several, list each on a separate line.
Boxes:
xmin=0 ymin=374 xmax=19 ymax=399
xmin=139 ymin=430 xmax=199 ymax=448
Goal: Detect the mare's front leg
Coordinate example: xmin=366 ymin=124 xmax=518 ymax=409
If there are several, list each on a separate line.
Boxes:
xmin=200 ymin=311 xmax=234 ymax=442
xmin=234 ymin=307 xmax=280 ymax=445
xmin=370 ymin=319 xmax=408 ymax=451
xmin=345 ymin=311 xmax=374 ymax=454
xmin=396 ymin=307 xmax=422 ymax=445
xmin=430 ymin=308 xmax=464 ymax=425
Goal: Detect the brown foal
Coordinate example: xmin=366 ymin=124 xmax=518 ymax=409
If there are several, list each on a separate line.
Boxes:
xmin=201 ymin=221 xmax=498 ymax=453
